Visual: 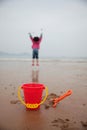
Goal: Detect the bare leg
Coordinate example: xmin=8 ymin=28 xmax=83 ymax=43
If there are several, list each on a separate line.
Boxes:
xmin=36 ymin=59 xmax=39 ymax=66
xmin=32 ymin=59 xmax=35 ymax=66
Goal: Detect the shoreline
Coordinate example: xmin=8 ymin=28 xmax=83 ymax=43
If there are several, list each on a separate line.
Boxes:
xmin=0 ymin=57 xmax=87 ymax=62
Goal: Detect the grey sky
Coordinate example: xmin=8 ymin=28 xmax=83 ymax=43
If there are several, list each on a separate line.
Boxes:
xmin=0 ymin=0 xmax=87 ymax=57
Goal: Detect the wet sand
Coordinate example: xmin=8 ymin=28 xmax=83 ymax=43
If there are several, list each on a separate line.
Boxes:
xmin=0 ymin=59 xmax=87 ymax=130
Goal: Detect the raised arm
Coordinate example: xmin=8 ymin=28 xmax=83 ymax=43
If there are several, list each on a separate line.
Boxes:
xmin=39 ymin=33 xmax=43 ymax=42
xmin=28 ymin=33 xmax=33 ymax=42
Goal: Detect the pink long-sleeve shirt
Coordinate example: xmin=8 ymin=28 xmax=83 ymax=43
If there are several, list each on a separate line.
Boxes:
xmin=29 ymin=34 xmax=42 ymax=49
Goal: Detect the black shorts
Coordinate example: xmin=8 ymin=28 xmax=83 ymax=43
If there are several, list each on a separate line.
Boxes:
xmin=32 ymin=49 xmax=39 ymax=59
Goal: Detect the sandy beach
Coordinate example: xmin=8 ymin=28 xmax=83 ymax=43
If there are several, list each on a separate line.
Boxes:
xmin=0 ymin=59 xmax=87 ymax=130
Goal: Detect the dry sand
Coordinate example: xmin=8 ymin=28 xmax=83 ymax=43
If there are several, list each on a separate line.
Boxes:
xmin=0 ymin=59 xmax=87 ymax=130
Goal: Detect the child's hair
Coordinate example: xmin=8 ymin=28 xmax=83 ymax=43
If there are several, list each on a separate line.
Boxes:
xmin=33 ymin=37 xmax=39 ymax=42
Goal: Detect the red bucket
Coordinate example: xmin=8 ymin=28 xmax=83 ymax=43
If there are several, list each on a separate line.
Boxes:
xmin=18 ymin=83 xmax=48 ymax=110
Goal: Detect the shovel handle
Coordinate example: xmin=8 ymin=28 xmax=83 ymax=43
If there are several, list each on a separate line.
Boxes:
xmin=53 ymin=90 xmax=72 ymax=107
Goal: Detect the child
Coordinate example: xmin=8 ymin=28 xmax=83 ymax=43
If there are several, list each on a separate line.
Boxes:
xmin=28 ymin=32 xmax=43 ymax=66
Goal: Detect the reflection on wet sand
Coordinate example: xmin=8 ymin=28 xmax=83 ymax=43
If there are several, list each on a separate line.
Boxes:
xmin=32 ymin=69 xmax=39 ymax=83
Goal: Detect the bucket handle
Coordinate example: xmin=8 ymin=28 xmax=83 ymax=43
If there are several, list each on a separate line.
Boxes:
xmin=18 ymin=86 xmax=48 ymax=109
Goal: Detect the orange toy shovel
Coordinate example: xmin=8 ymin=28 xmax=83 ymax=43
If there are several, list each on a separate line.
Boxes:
xmin=53 ymin=90 xmax=72 ymax=108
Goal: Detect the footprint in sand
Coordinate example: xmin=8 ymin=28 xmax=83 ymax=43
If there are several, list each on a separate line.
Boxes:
xmin=10 ymin=100 xmax=20 ymax=104
xmin=51 ymin=118 xmax=69 ymax=129
xmin=81 ymin=121 xmax=87 ymax=127
xmin=61 ymin=128 xmax=83 ymax=130
xmin=12 ymin=92 xmax=15 ymax=95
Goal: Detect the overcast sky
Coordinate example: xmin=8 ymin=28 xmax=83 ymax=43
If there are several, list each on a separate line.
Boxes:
xmin=0 ymin=0 xmax=87 ymax=58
